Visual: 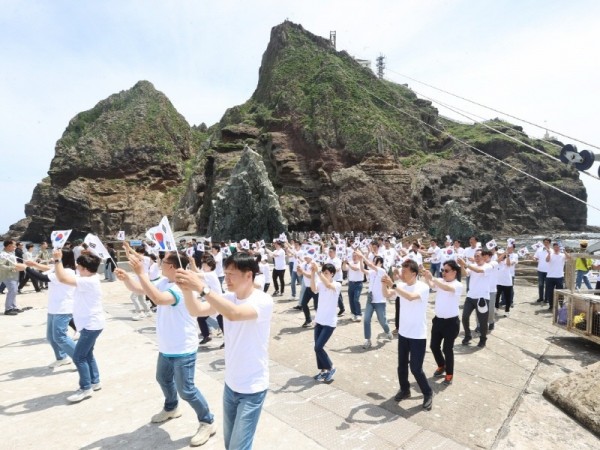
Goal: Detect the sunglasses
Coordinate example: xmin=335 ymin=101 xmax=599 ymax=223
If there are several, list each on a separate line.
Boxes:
xmin=442 ymin=268 xmax=454 ymax=274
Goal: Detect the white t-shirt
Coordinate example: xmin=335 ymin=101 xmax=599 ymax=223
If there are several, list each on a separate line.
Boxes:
xmin=214 ymin=251 xmax=224 ymax=277
xmin=497 ymin=259 xmax=514 ymax=286
xmin=73 ymin=274 xmax=104 ymax=331
xmin=547 ymin=252 xmax=566 ymax=278
xmin=534 ymin=247 xmax=550 ymax=272
xmin=487 ymin=259 xmax=499 ymax=293
xmin=148 ymin=261 xmax=161 ymax=281
xmin=398 ymin=280 xmax=430 ymax=339
xmin=155 ymin=278 xmax=199 ymax=356
xmin=440 ymin=246 xmax=456 ymax=263
xmin=325 ymin=256 xmax=343 ymax=282
xmin=407 ymin=251 xmax=423 ymax=266
xmin=272 ymin=248 xmax=286 ymax=271
xmin=428 ymin=246 xmax=442 ymax=264
xmin=368 ymin=267 xmax=387 ymax=302
xmin=463 ymin=246 xmax=478 ymax=263
xmin=433 ymin=279 xmax=462 ymax=318
xmin=203 ymin=270 xmax=222 ymax=294
xmin=291 ymin=249 xmax=303 ymax=271
xmin=347 ymin=261 xmax=364 ymax=282
xmin=382 ymin=248 xmax=398 ymax=270
xmin=260 ymin=262 xmax=272 ymax=285
xmin=466 ymin=263 xmax=492 ymax=298
xmin=300 ymin=261 xmax=312 ymax=283
xmin=47 ymin=268 xmax=75 ymax=314
xmin=315 ymin=280 xmax=341 ymax=328
xmin=223 ymin=289 xmax=273 ymax=394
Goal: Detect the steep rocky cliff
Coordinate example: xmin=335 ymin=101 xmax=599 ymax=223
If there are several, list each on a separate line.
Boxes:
xmin=175 ymin=21 xmax=587 ymax=238
xmin=15 ymin=81 xmax=196 ymax=241
xmin=4 ymin=21 xmax=588 ymax=242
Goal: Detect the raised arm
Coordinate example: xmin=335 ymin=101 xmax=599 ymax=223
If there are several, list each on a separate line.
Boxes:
xmin=52 ymin=249 xmax=77 ymax=286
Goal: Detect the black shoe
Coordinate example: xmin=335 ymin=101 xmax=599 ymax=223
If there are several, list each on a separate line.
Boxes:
xmin=488 ymin=323 xmax=495 ymax=331
xmin=337 ymin=310 xmax=345 ymax=317
xmin=462 ymin=336 xmax=472 ymax=345
xmin=199 ymin=337 xmax=212 ymax=345
xmin=422 ymin=394 xmax=433 ymax=411
xmin=219 ymin=343 xmax=225 ymax=349
xmin=21 ymin=306 xmax=32 ymax=311
xmin=433 ymin=367 xmax=445 ymax=377
xmin=536 ymin=299 xmax=543 ymax=303
xmin=4 ymin=309 xmax=18 ymax=316
xmin=12 ymin=308 xmax=24 ymax=313
xmin=292 ymin=305 xmax=302 ymax=310
xmin=475 ymin=326 xmax=480 ymax=333
xmin=394 ymin=390 xmax=411 ymax=402
xmin=302 ymin=321 xmax=313 ymax=328
xmin=477 ymin=340 xmax=486 ymax=348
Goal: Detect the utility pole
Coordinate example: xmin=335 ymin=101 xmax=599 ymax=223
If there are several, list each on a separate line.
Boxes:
xmin=330 ymin=31 xmax=336 ymax=50
xmin=376 ymin=54 xmax=385 ymax=79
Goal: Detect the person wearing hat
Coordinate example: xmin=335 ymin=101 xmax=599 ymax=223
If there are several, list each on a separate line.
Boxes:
xmin=575 ymin=241 xmax=594 ymax=290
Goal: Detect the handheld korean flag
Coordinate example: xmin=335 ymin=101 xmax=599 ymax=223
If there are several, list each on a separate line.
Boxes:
xmin=446 ymin=235 xmax=452 ymax=243
xmin=204 ymin=236 xmax=212 ymax=244
xmin=84 ymin=234 xmax=115 ymax=266
xmin=486 ymin=239 xmax=497 ymax=250
xmin=155 ymin=216 xmax=182 ymax=266
xmin=258 ymin=240 xmax=266 ymax=248
xmin=531 ymin=242 xmax=543 ymax=251
xmin=278 ymin=233 xmax=287 ymax=243
xmin=240 ymin=239 xmax=250 ymax=250
xmin=311 ymin=233 xmax=321 ymax=243
xmin=117 ymin=230 xmax=126 ymax=241
xmin=50 ymin=229 xmax=72 ymax=249
xmin=507 ymin=238 xmax=515 ymax=247
xmin=518 ymin=247 xmax=529 ymax=257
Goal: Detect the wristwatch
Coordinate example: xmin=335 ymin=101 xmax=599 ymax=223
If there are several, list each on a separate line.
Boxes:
xmin=392 ymin=283 xmax=397 ymax=289
xmin=54 ymin=259 xmax=61 ymax=263
xmin=202 ymin=286 xmax=211 ymax=297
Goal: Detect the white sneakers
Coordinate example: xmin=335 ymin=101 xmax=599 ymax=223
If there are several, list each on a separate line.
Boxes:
xmin=386 ymin=332 xmax=394 ymax=340
xmin=352 ymin=315 xmax=362 ymax=322
xmin=49 ymin=358 xmax=71 ymax=368
xmin=67 ymin=388 xmax=93 ymax=403
xmin=151 ymin=407 xmax=182 ymax=423
xmin=190 ymin=421 xmax=217 ymax=447
xmin=362 ymin=339 xmax=372 ymax=349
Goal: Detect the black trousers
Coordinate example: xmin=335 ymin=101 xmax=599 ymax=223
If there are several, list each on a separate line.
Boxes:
xmin=430 ymin=316 xmax=460 ymax=375
xmin=273 ymin=269 xmax=285 ymax=294
xmin=398 ymin=335 xmax=432 ymax=396
xmin=496 ymin=285 xmax=514 ymax=312
xmin=462 ymin=297 xmax=489 ymax=342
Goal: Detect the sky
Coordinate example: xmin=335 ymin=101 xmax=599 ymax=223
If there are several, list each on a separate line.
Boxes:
xmin=1 ymin=0 xmax=600 ymax=235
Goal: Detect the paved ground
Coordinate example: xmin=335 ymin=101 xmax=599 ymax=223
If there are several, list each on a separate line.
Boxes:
xmin=2 ymin=272 xmax=599 ymax=449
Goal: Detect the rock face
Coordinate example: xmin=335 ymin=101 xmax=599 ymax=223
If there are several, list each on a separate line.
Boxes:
xmin=208 ymin=146 xmax=287 ymax=241
xmin=175 ymin=21 xmax=587 ymax=239
xmin=15 ymin=81 xmax=195 ymax=241
xmin=543 ymin=361 xmax=600 ymax=436
xmin=2 ymin=21 xmax=589 ymax=241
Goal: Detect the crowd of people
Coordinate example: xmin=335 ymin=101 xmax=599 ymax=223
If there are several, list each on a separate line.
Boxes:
xmin=2 ymin=232 xmax=600 ymax=449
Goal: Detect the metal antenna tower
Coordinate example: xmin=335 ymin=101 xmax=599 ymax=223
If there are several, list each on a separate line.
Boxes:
xmin=330 ymin=31 xmax=336 ymax=49
xmin=376 ymin=54 xmax=385 ymax=79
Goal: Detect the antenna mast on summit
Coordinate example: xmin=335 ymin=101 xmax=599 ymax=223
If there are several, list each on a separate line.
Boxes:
xmin=330 ymin=31 xmax=336 ymax=49
xmin=376 ymin=54 xmax=385 ymax=79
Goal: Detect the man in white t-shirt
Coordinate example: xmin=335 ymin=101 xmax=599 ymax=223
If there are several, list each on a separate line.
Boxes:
xmin=267 ymin=241 xmax=287 ymax=297
xmin=116 ymin=250 xmax=216 ymax=447
xmin=545 ymin=242 xmax=570 ymax=310
xmin=425 ymin=240 xmax=442 ymax=277
xmin=458 ymin=249 xmax=491 ymax=348
xmin=534 ymin=238 xmax=551 ymax=303
xmin=177 ymin=252 xmax=273 ymax=450
xmin=211 ymin=244 xmax=225 ymax=291
xmin=383 ymin=259 xmax=433 ymax=411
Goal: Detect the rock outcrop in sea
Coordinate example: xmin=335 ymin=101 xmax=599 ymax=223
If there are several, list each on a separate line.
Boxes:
xmin=2 ymin=21 xmax=589 ymax=242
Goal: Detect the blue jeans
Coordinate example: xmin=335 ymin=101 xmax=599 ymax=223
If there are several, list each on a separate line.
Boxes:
xmin=289 ymin=263 xmax=300 ymax=298
xmin=47 ymin=313 xmax=75 ymax=360
xmin=223 ymin=383 xmax=267 ymax=450
xmin=314 ymin=324 xmax=335 ymax=370
xmin=347 ymin=281 xmax=363 ymax=316
xmin=398 ymin=335 xmax=432 ymax=396
xmin=156 ymin=353 xmax=214 ymax=424
xmin=363 ymin=298 xmax=390 ymax=339
xmin=73 ymin=328 xmax=102 ymax=390
xmin=576 ymin=271 xmax=592 ymax=290
xmin=430 ymin=263 xmax=441 ymax=278
xmin=3 ymin=279 xmax=18 ymax=310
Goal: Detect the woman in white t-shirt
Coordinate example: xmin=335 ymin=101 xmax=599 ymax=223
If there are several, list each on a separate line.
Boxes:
xmin=52 ymin=250 xmax=105 ymax=404
xmin=422 ymin=260 xmax=462 ymax=386
xmin=309 ymin=262 xmax=341 ymax=383
xmin=25 ymin=250 xmax=77 ymax=367
xmin=258 ymin=255 xmax=272 ymax=293
xmin=358 ymin=254 xmax=392 ymax=349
